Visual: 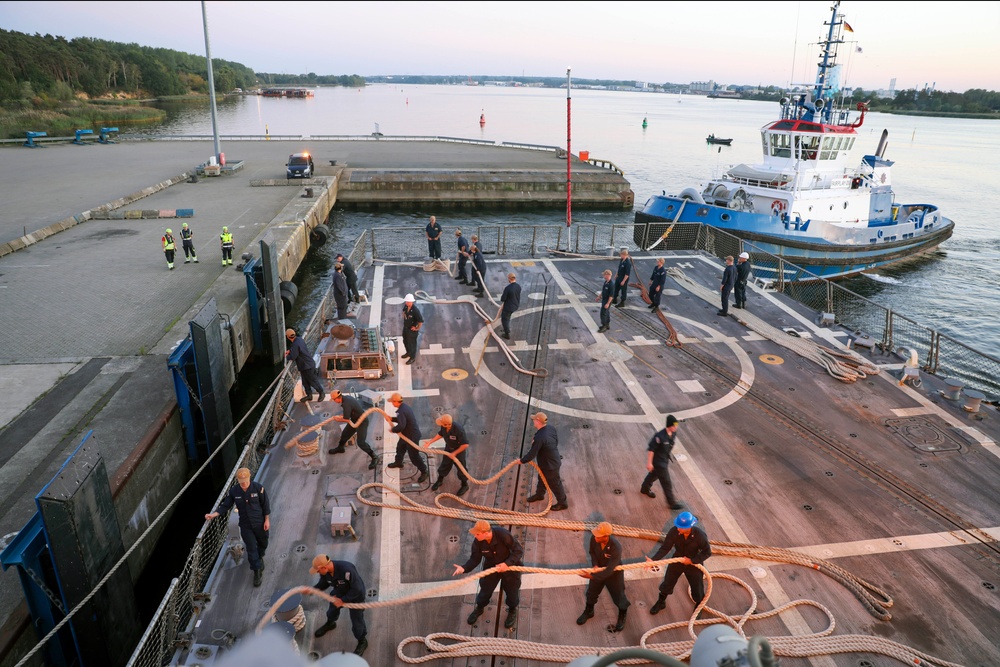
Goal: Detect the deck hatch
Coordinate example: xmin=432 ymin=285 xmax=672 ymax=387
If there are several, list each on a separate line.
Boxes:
xmin=883 ymin=417 xmax=963 ymax=453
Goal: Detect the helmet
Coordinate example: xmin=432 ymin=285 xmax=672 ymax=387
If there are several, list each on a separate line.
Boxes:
xmin=182 ymin=222 xmax=189 ymax=228
xmin=674 ymin=512 xmax=697 ymax=529
xmin=222 ymin=226 xmax=229 ymax=232
xmin=165 ymin=228 xmax=172 ymax=234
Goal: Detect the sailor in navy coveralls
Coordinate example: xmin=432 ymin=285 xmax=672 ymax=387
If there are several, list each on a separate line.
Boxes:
xmin=576 ymin=522 xmax=630 ymax=632
xmin=308 ymin=555 xmax=368 ymax=657
xmin=453 ymin=520 xmax=523 ymax=629
xmin=204 ymin=467 xmax=270 ymax=587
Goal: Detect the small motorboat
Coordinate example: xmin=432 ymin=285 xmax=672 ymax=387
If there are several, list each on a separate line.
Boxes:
xmin=706 ymin=134 xmax=733 ymax=145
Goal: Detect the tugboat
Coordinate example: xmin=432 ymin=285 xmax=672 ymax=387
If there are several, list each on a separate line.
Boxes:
xmin=634 ymin=1 xmax=954 ymax=281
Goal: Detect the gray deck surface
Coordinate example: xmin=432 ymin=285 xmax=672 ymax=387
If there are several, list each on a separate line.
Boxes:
xmin=186 ymin=253 xmax=1000 ymax=667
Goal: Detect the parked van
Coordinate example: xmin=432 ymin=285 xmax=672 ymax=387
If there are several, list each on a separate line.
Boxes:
xmin=286 ymin=152 xmax=314 ymax=178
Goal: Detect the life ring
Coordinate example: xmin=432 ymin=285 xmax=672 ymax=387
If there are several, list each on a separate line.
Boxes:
xmin=771 ymin=199 xmax=787 ymax=216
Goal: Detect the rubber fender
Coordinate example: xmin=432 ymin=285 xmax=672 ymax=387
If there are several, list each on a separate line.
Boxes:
xmin=310 ymin=224 xmax=330 ymax=247
xmin=279 ymin=281 xmax=298 ymax=315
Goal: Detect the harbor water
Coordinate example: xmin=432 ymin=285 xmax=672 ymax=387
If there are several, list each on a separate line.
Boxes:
xmin=142 ymin=85 xmax=1000 ymax=358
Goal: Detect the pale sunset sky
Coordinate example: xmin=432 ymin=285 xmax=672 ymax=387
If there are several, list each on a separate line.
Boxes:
xmin=2 ymin=1 xmax=997 ymax=92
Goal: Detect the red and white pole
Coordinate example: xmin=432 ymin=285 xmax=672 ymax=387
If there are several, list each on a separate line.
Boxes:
xmin=566 ymin=67 xmax=572 ymax=248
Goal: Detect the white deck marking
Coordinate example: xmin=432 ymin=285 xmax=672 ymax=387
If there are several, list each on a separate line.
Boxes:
xmin=741 ymin=332 xmax=767 ymax=341
xmin=564 ymin=386 xmax=595 ymax=400
xmin=624 ymin=336 xmax=662 ymax=347
xmin=675 ymin=380 xmax=705 ymax=393
xmin=421 ymin=343 xmax=455 ymax=355
xmin=890 ymin=406 xmax=935 ymax=417
xmin=461 ymin=345 xmax=499 ymax=354
xmin=547 ymin=339 xmax=584 ymax=350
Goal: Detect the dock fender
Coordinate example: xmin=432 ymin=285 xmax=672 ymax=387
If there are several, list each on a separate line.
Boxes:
xmin=679 ymin=187 xmax=705 ymax=204
xmin=279 ymin=281 xmax=298 ymax=315
xmin=310 ymin=224 xmax=330 ymax=247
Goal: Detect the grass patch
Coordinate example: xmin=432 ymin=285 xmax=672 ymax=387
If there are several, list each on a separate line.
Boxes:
xmin=0 ymin=102 xmax=166 ymax=139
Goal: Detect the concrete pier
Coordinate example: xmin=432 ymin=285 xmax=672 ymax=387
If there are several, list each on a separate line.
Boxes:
xmin=0 ymin=138 xmax=632 ymax=666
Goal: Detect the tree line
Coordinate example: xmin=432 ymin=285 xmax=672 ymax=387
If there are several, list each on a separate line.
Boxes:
xmin=0 ymin=29 xmax=365 ymax=107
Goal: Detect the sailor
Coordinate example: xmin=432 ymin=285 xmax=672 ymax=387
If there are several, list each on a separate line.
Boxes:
xmin=648 ymin=257 xmax=666 ymax=311
xmin=518 ymin=411 xmax=568 ymax=511
xmin=718 ymin=255 xmax=736 ymax=316
xmin=384 ymin=392 xmax=429 ymax=481
xmin=424 ymin=413 xmax=470 ymax=496
xmin=734 ymin=252 xmax=751 ymax=309
xmin=329 ymin=390 xmax=379 ymax=469
xmin=597 ymin=269 xmax=614 ymax=333
xmin=161 ymin=228 xmax=176 ymax=270
xmin=180 ymin=222 xmax=198 ymax=263
xmin=285 ymin=328 xmax=325 ymax=402
xmin=454 ymin=229 xmax=471 ymax=284
xmin=306 ymin=555 xmax=368 ymax=657
xmin=400 ymin=293 xmax=423 ymax=364
xmin=453 ymin=520 xmax=523 ymax=629
xmin=332 ymin=263 xmax=349 ymax=319
xmin=425 ymin=215 xmax=443 ymax=259
xmin=204 ymin=467 xmax=269 ymax=587
xmin=640 ymin=415 xmax=685 ymax=510
xmin=577 ymin=522 xmax=630 ymax=632
xmin=498 ymin=272 xmax=522 ymax=340
xmin=613 ymin=248 xmax=633 ymax=307
xmin=646 ymin=511 xmax=712 ymax=615
xmin=220 ymin=226 xmax=234 ymax=266
xmin=335 ymin=253 xmax=360 ymax=302
xmin=470 ymin=244 xmax=487 ymax=297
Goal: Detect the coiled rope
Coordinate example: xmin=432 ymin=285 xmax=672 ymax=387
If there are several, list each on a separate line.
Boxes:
xmin=666 ymin=267 xmax=879 ymax=383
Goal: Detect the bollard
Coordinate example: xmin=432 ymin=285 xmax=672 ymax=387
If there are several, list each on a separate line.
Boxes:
xmin=941 ymin=378 xmax=964 ymax=401
xmin=962 ymin=390 xmax=985 ymax=414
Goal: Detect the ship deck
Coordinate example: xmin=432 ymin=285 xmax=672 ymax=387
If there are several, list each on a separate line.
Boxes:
xmin=184 ymin=249 xmax=1000 ymax=667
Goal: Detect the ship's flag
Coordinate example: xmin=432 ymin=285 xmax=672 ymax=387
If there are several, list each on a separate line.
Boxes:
xmin=844 ymin=21 xmax=855 ymax=32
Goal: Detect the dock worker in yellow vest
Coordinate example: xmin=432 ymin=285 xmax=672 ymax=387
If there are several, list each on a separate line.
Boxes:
xmin=220 ymin=226 xmax=234 ymax=266
xmin=162 ymin=228 xmax=176 ymax=270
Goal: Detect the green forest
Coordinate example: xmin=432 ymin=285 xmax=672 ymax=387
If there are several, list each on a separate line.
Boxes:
xmin=0 ymin=29 xmax=364 ymax=138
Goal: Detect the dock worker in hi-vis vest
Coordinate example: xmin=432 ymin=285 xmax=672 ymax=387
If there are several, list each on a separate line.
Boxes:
xmin=161 ymin=228 xmax=176 ymax=270
xmin=180 ymin=222 xmax=198 ymax=263
xmin=220 ymin=226 xmax=234 ymax=265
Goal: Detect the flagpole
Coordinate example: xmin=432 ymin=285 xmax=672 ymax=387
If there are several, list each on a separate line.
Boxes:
xmin=566 ymin=67 xmax=572 ymax=251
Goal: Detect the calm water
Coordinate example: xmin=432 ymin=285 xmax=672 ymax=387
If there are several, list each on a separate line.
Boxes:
xmin=143 ymin=85 xmax=1000 ymax=358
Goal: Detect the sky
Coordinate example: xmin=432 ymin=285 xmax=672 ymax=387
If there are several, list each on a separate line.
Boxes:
xmin=2 ymin=1 xmax=998 ymax=93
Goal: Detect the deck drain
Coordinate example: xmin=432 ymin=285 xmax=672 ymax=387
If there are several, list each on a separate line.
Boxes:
xmin=825 ymin=471 xmax=834 ymax=476
xmin=375 ymin=435 xmax=382 ymax=441
xmin=723 ymin=480 xmax=733 ymax=485
xmin=788 ymin=387 xmax=796 ymax=391
xmin=499 ymin=362 xmax=506 ymax=366
xmin=311 ymin=469 xmax=320 ymax=474
xmin=919 ymin=463 xmax=929 ymax=468
xmin=448 ymin=535 xmax=459 ymax=543
xmin=646 ymin=374 xmax=653 ymax=378
xmin=367 ymin=588 xmax=378 ymax=598
xmin=370 ymin=510 xmax=380 ymax=517
xmin=983 ymin=582 xmax=996 ymax=590
xmin=481 ymin=430 xmax=488 ymax=435
xmin=435 ymin=406 xmax=443 ymax=412
xmin=657 ymin=355 xmax=663 ymax=359
xmin=859 ymin=661 xmax=875 ymax=667
xmin=850 ymin=433 xmax=858 ymax=438
xmin=561 ymin=379 xmax=569 ymax=383
xmin=862 ymin=404 xmax=869 ymax=409
xmin=747 ymin=440 xmax=756 ymax=446
xmin=703 ymin=392 xmax=712 ymax=397
xmin=613 ymin=488 xmax=623 ymax=495
xmin=294 ymin=544 xmax=307 ymax=553
xmin=582 ymin=424 xmax=591 ymax=429
xmin=616 ymin=397 xmax=624 ymax=402
xmin=892 ymin=539 xmax=903 ymax=546
xmin=803 ymin=505 xmax=814 ymax=511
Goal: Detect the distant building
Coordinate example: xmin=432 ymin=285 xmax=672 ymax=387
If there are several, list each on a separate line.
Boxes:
xmin=689 ymin=80 xmax=716 ymax=93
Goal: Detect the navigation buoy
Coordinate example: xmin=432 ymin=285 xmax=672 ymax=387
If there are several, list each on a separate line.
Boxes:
xmin=480 ymin=112 xmax=486 ymax=126
xmin=642 ymin=117 xmax=648 ymax=128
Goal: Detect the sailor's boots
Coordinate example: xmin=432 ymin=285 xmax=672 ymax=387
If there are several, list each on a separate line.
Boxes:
xmin=649 ymin=595 xmax=667 ymax=615
xmin=576 ymin=605 xmax=595 ymax=625
xmin=314 ymin=620 xmax=337 ymax=637
xmin=613 ymin=607 xmax=628 ymax=632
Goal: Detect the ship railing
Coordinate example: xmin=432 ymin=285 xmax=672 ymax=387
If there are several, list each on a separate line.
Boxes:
xmin=126 ymin=284 xmax=336 ymax=667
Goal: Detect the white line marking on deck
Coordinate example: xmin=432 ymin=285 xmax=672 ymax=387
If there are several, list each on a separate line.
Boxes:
xmin=564 ymin=386 xmax=594 ymax=399
xmin=675 ymin=380 xmax=705 ymax=393
xmin=890 ymin=406 xmax=935 ymax=416
xmin=421 ymin=343 xmax=455 ymax=355
xmin=624 ymin=336 xmax=662 ymax=347
xmin=547 ymin=339 xmax=584 ymax=350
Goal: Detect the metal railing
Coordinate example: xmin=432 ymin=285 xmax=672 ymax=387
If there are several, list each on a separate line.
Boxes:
xmin=125 ymin=289 xmax=332 ymax=667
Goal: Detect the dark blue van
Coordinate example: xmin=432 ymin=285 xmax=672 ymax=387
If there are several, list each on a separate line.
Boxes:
xmin=286 ymin=152 xmax=314 ymax=178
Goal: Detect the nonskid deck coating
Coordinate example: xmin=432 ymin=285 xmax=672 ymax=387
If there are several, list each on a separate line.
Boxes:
xmin=187 ymin=250 xmax=1000 ymax=667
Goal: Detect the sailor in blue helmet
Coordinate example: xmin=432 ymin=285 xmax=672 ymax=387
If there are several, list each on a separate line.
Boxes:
xmin=645 ymin=511 xmax=712 ymax=615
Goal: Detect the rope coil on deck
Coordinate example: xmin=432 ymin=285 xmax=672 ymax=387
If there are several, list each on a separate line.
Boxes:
xmin=666 ymin=267 xmax=879 ymax=382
